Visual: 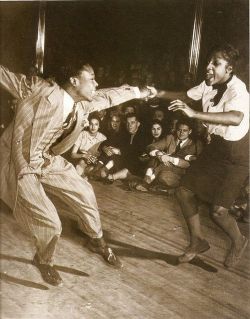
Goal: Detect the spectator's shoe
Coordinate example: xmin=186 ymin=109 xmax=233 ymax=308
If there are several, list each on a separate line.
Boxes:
xmin=128 ymin=181 xmax=148 ymax=192
xmin=178 ymin=239 xmax=210 ymax=263
xmin=87 ymin=239 xmax=123 ymax=269
xmin=224 ymin=235 xmax=248 ymax=268
xmin=32 ymin=254 xmax=63 ymax=286
xmin=135 ymin=183 xmax=149 ymax=192
xmin=100 ymin=167 xmax=109 ymax=179
xmin=104 ymin=174 xmax=114 ymax=185
xmin=149 ymin=184 xmax=169 ymax=195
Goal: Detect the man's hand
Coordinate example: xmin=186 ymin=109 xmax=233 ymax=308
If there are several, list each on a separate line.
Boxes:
xmin=168 ymin=100 xmax=195 ymax=118
xmin=160 ymin=154 xmax=172 ymax=166
xmin=82 ymin=153 xmax=97 ymax=164
xmin=111 ymin=147 xmax=121 ymax=155
xmin=139 ymin=86 xmax=157 ymax=100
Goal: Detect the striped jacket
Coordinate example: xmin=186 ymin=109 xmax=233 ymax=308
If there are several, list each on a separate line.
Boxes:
xmin=0 ymin=65 xmax=138 ymax=208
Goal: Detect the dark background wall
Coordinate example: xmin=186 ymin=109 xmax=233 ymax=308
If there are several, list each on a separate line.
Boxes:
xmin=0 ymin=0 xmax=249 ymax=83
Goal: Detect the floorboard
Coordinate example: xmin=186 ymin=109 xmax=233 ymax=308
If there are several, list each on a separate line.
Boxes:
xmin=1 ymin=180 xmax=249 ymax=319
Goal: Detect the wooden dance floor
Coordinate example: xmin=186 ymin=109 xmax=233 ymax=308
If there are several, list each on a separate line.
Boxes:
xmin=1 ymin=180 xmax=249 ymax=319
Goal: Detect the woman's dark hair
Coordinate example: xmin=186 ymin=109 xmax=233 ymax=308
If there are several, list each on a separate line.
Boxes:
xmin=88 ymin=112 xmax=101 ymax=124
xmin=208 ymin=43 xmax=240 ymax=69
xmin=150 ymin=119 xmax=165 ymax=138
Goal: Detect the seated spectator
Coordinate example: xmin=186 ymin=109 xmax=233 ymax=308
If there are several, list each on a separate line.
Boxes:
xmin=122 ymin=103 xmax=137 ymax=117
xmin=96 ymin=109 xmax=109 ymax=134
xmin=134 ymin=119 xmax=203 ymax=192
xmin=90 ymin=113 xmax=125 ymax=179
xmin=192 ymin=119 xmax=211 ymax=145
xmin=71 ymin=114 xmax=106 ymax=177
xmin=105 ymin=113 xmax=150 ymax=182
xmin=140 ymin=119 xmax=165 ymax=162
xmin=152 ymin=106 xmax=165 ymax=122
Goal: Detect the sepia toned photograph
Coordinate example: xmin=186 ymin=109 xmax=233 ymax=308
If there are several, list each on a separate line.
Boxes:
xmin=0 ymin=1 xmax=249 ymax=318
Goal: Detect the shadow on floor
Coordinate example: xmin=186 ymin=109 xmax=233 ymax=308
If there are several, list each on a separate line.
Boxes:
xmin=103 ymin=233 xmax=218 ymax=273
xmin=0 ymin=272 xmax=49 ymax=290
xmin=0 ymin=253 xmax=89 ymax=289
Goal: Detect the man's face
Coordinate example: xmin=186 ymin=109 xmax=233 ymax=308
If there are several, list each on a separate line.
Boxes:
xmin=89 ymin=118 xmax=100 ymax=135
xmin=74 ymin=65 xmax=98 ymax=101
xmin=205 ymin=51 xmax=232 ymax=86
xmin=176 ymin=124 xmax=192 ymax=141
xmin=124 ymin=106 xmax=135 ymax=116
xmin=110 ymin=115 xmax=121 ymax=131
xmin=126 ymin=116 xmax=140 ymax=135
xmin=151 ymin=123 xmax=162 ymax=139
xmin=153 ymin=110 xmax=164 ymax=121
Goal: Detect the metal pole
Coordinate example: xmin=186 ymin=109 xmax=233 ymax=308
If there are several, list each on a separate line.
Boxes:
xmin=35 ymin=1 xmax=46 ymax=74
xmin=189 ymin=0 xmax=204 ymax=81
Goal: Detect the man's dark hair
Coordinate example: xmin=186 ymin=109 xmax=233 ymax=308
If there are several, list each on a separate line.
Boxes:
xmin=55 ymin=59 xmax=92 ymax=86
xmin=208 ymin=43 xmax=240 ymax=69
xmin=126 ymin=112 xmax=140 ymax=122
xmin=176 ymin=118 xmax=193 ymax=130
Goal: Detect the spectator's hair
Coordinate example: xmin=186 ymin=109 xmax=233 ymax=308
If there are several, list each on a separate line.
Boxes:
xmin=176 ymin=118 xmax=193 ymax=130
xmin=150 ymin=119 xmax=165 ymax=137
xmin=88 ymin=112 xmax=101 ymax=124
xmin=150 ymin=119 xmax=164 ymax=131
xmin=123 ymin=103 xmax=136 ymax=113
xmin=125 ymin=112 xmax=140 ymax=122
xmin=208 ymin=43 xmax=240 ymax=70
xmin=55 ymin=59 xmax=92 ymax=86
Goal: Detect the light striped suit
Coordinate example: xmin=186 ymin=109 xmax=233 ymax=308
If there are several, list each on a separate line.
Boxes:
xmin=0 ymin=65 xmax=138 ymax=264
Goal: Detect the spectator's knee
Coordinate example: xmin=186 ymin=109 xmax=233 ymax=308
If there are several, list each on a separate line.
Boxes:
xmin=210 ymin=206 xmax=228 ymax=219
xmin=158 ymin=173 xmax=179 ymax=188
xmin=176 ymin=186 xmax=195 ymax=202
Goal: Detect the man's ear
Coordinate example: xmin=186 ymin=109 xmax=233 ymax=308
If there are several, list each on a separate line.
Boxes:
xmin=189 ymin=129 xmax=192 ymax=135
xmin=226 ymin=65 xmax=233 ymax=74
xmin=69 ymin=76 xmax=78 ymax=87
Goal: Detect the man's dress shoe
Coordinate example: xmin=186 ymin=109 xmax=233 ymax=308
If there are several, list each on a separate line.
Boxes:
xmin=32 ymin=254 xmax=63 ymax=286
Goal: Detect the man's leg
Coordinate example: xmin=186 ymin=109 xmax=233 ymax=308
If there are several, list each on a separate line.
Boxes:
xmin=41 ymin=156 xmax=122 ymax=268
xmin=15 ymin=174 xmax=63 ymax=285
xmin=211 ymin=206 xmax=248 ymax=267
xmin=176 ymin=186 xmax=210 ymax=263
xmin=158 ymin=169 xmax=181 ymax=188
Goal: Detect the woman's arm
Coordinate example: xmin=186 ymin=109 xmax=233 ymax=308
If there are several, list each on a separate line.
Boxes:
xmin=168 ymin=100 xmax=243 ymax=126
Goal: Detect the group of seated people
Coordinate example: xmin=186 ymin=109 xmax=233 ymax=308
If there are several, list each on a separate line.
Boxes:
xmin=67 ymin=100 xmax=207 ymax=195
xmin=66 ymin=98 xmax=249 ymax=224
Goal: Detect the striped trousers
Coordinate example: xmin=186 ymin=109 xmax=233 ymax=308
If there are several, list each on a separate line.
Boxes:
xmin=14 ymin=156 xmax=103 ymax=264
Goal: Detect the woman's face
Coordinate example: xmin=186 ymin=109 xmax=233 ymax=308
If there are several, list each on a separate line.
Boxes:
xmin=89 ymin=118 xmax=100 ymax=135
xmin=151 ymin=123 xmax=163 ymax=139
xmin=205 ymin=51 xmax=232 ymax=86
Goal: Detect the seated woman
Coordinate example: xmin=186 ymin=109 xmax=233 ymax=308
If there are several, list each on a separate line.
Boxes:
xmin=139 ymin=119 xmax=165 ymax=162
xmin=134 ymin=119 xmax=203 ymax=192
xmin=71 ymin=113 xmax=107 ymax=177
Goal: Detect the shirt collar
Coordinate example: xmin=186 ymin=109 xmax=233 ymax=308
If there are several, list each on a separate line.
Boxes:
xmin=178 ymin=138 xmax=189 ymax=146
xmin=63 ymin=90 xmax=75 ymax=108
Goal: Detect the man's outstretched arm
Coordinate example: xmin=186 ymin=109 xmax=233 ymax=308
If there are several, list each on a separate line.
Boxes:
xmin=78 ymin=85 xmax=157 ymax=114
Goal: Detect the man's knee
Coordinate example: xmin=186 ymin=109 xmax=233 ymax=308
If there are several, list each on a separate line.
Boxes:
xmin=210 ymin=205 xmax=228 ymax=219
xmin=158 ymin=172 xmax=180 ymax=188
xmin=176 ymin=186 xmax=195 ymax=202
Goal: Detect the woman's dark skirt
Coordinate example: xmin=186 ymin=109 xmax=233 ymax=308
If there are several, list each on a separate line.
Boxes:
xmin=181 ymin=133 xmax=249 ymax=208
